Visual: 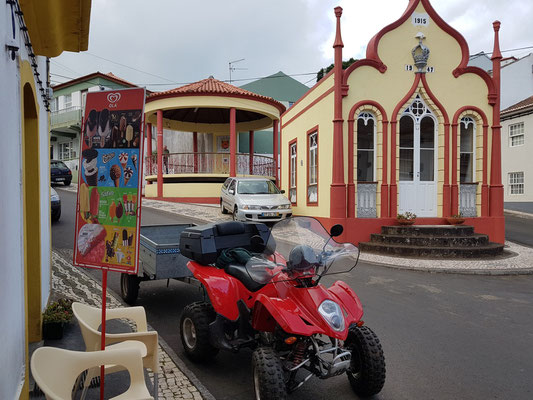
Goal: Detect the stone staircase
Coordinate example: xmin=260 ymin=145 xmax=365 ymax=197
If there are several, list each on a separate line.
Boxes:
xmin=359 ymin=225 xmax=504 ymax=258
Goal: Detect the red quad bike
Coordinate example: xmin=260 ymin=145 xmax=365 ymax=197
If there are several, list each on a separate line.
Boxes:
xmin=179 ymin=216 xmax=385 ymax=399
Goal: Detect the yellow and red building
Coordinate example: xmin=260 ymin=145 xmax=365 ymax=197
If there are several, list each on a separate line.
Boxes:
xmin=280 ymin=0 xmax=505 ymax=244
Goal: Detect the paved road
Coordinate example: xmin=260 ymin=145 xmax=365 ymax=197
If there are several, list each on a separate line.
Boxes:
xmin=53 ymin=188 xmax=533 ymax=400
xmin=505 ymin=213 xmax=533 ymax=247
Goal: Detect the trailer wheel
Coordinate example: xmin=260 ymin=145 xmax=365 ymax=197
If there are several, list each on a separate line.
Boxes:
xmin=120 ymin=273 xmax=140 ymax=305
xmin=180 ymin=302 xmax=219 ymax=362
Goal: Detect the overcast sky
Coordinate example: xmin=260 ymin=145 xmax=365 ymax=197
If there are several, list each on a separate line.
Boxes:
xmin=51 ymin=0 xmax=533 ymax=91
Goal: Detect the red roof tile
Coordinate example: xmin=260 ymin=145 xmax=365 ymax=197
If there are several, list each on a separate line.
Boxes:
xmin=502 ymin=95 xmax=533 ymax=115
xmin=147 ymin=77 xmax=285 ymax=113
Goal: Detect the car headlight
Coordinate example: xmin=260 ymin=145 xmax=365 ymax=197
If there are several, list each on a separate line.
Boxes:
xmin=318 ymin=300 xmax=345 ymax=332
xmin=51 ymin=194 xmax=60 ymax=202
xmin=279 ymin=204 xmax=291 ymax=209
xmin=242 ymin=205 xmax=261 ymax=210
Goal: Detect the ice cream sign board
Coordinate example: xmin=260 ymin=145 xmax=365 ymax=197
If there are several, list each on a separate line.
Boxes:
xmin=73 ymin=88 xmax=145 ymax=274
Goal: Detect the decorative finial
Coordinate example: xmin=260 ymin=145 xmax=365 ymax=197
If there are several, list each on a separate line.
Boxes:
xmin=411 ymin=32 xmax=430 ymax=73
xmin=491 ymin=21 xmax=502 ymax=60
xmin=333 ymin=6 xmax=343 ymax=48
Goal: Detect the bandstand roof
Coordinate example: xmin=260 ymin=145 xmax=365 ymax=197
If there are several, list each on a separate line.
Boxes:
xmin=145 ymin=77 xmax=286 ymax=133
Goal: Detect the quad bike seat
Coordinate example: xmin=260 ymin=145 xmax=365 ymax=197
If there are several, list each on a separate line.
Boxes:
xmin=224 ymin=263 xmax=265 ymax=292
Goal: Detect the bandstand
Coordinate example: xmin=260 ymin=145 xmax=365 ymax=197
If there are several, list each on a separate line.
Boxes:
xmin=144 ymin=77 xmax=285 ymax=203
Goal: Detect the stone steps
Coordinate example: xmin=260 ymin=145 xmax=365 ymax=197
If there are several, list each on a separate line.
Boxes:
xmin=359 ymin=225 xmax=504 ymax=258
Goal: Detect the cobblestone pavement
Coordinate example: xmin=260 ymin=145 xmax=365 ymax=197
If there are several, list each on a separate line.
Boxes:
xmin=52 ymin=249 xmax=212 ymax=400
xmin=57 ymin=183 xmax=533 ymax=274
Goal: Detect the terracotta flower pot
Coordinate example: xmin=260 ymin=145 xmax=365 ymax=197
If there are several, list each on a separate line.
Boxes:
xmin=446 ymin=217 xmax=465 ymax=225
xmin=397 ymin=219 xmax=415 ymax=226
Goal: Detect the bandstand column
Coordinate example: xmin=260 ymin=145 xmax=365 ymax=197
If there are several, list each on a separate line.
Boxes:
xmin=146 ymin=122 xmax=152 ymax=184
xmin=249 ymin=130 xmax=254 ymax=175
xmin=230 ymin=107 xmax=236 ymax=177
xmin=157 ymin=110 xmax=163 ymax=197
xmin=193 ymin=132 xmax=198 ymax=173
xmin=273 ymin=121 xmax=278 ymax=184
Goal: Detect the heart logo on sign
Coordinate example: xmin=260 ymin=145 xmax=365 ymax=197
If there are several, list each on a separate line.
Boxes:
xmin=107 ymin=93 xmax=121 ymax=103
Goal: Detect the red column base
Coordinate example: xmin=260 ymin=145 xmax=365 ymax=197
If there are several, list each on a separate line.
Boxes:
xmin=330 ymin=184 xmax=347 ymax=219
xmin=489 ymin=185 xmax=504 ymax=217
xmin=442 ymin=184 xmax=451 ymax=217
xmin=389 ymin=184 xmax=397 ymax=217
xmin=380 ymin=184 xmax=389 ymax=218
xmin=451 ymin=184 xmax=459 ymax=215
xmin=347 ymin=183 xmax=355 ymax=218
xmin=481 ymin=184 xmax=489 ymax=217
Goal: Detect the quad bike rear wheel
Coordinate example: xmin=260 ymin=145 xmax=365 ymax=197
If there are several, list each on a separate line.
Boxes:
xmin=345 ymin=325 xmax=386 ymax=397
xmin=180 ymin=302 xmax=219 ymax=362
xmin=252 ymin=347 xmax=287 ymax=400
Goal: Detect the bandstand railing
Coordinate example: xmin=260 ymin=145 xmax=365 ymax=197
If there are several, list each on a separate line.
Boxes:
xmin=145 ymin=152 xmax=275 ymax=178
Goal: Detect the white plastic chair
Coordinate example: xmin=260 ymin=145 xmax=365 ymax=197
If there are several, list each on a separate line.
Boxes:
xmin=31 ymin=344 xmax=154 ymax=400
xmin=72 ymin=302 xmax=159 ymax=400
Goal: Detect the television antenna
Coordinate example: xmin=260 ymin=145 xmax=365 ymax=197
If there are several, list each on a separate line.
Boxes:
xmin=229 ymin=58 xmax=246 ymax=84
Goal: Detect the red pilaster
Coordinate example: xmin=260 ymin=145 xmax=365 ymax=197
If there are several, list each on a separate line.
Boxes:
xmin=193 ymin=132 xmax=198 ymax=173
xmin=489 ymin=21 xmax=504 ymax=217
xmin=481 ymin=123 xmax=489 ymax=216
xmin=273 ymin=121 xmax=279 ymax=184
xmin=230 ymin=107 xmax=236 ymax=177
xmin=330 ymin=6 xmax=347 ymax=219
xmin=156 ymin=110 xmax=163 ymax=197
xmin=380 ymin=120 xmax=389 ymax=217
xmin=249 ymin=130 xmax=254 ymax=175
xmin=442 ymin=123 xmax=451 ymax=216
xmin=347 ymin=119 xmax=355 ymax=218
xmin=451 ymin=122 xmax=459 ymax=214
xmin=389 ymin=121 xmax=397 ymax=217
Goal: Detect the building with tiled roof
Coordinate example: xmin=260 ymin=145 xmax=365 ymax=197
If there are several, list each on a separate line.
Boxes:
xmin=50 ymin=72 xmax=139 ymax=182
xmin=501 ymin=53 xmax=533 ymax=109
xmin=501 ymin=94 xmax=533 ymax=207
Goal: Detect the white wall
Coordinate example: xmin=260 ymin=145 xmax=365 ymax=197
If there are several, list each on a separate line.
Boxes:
xmin=501 ymin=113 xmax=533 ymax=202
xmin=0 ymin=3 xmax=51 ymax=398
xmin=501 ymin=54 xmax=533 ymax=110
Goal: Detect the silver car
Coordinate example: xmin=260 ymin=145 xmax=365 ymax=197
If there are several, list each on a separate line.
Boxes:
xmin=220 ymin=177 xmax=292 ymax=222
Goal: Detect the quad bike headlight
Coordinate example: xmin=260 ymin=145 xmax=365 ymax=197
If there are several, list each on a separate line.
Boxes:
xmin=318 ymin=300 xmax=345 ymax=332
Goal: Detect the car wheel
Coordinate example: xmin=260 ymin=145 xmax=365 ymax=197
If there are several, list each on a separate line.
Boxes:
xmin=220 ymin=199 xmax=228 ymax=214
xmin=51 ymin=209 xmax=61 ymax=222
xmin=233 ymin=206 xmax=239 ymax=221
xmin=180 ymin=302 xmax=219 ymax=362
xmin=64 ymin=180 xmax=71 ymax=186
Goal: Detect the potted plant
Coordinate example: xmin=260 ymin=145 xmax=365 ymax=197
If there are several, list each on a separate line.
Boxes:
xmin=446 ymin=213 xmax=466 ymax=225
xmin=396 ymin=211 xmax=417 ymax=225
xmin=42 ymin=298 xmax=74 ymax=340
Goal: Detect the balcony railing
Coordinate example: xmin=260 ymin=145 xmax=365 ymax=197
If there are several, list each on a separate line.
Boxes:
xmin=145 ymin=152 xmax=275 ymax=178
xmin=50 ymin=106 xmax=82 ymax=128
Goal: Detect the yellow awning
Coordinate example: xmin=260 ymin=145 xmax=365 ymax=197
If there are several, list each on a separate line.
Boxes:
xmin=19 ymin=0 xmax=91 ymax=57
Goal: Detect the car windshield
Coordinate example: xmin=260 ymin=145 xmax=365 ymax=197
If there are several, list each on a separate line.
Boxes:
xmin=237 ymin=180 xmax=280 ymax=195
xmin=242 ymin=217 xmax=360 ymax=285
xmin=51 ymin=161 xmax=67 ymax=169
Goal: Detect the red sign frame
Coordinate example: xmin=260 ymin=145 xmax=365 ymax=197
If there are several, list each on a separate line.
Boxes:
xmin=73 ymin=87 xmax=146 ymax=274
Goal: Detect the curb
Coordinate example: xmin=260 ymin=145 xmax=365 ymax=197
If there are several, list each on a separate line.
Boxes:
xmin=504 ymin=209 xmax=533 ymax=220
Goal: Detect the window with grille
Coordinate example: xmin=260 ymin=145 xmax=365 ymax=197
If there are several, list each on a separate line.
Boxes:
xmin=357 ymin=112 xmax=375 ymax=182
xmin=289 ymin=141 xmax=297 ymax=204
xmin=307 ymin=131 xmax=318 ymax=204
xmin=460 ymin=116 xmax=475 ymax=183
xmin=509 ymin=123 xmax=524 ymax=147
xmin=59 ymin=142 xmax=75 ymax=160
xmin=509 ymin=172 xmax=524 ymax=195
xmin=63 ymin=93 xmax=72 ymax=109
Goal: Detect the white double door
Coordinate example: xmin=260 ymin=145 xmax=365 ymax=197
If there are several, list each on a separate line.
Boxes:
xmin=398 ymin=103 xmax=437 ymax=217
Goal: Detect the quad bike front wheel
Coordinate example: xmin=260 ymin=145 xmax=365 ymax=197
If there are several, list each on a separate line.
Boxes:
xmin=252 ymin=347 xmax=287 ymax=400
xmin=180 ymin=302 xmax=219 ymax=362
xmin=345 ymin=325 xmax=386 ymax=397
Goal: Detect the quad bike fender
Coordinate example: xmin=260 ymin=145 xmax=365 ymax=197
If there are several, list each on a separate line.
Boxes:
xmin=186 ymin=261 xmax=242 ymax=321
xmin=253 ymin=294 xmax=326 ymax=336
xmin=328 ymin=280 xmax=364 ymax=323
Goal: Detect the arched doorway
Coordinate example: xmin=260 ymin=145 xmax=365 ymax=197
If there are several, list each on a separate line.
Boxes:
xmin=398 ymin=95 xmax=437 ymax=217
xmin=22 ymin=82 xmax=42 ymax=343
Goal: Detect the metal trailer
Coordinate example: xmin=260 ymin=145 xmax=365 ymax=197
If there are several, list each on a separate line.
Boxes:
xmin=120 ymin=224 xmax=198 ymax=305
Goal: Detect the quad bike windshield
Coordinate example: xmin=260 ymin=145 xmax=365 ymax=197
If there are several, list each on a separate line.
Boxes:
xmin=243 ymin=217 xmax=360 ymax=285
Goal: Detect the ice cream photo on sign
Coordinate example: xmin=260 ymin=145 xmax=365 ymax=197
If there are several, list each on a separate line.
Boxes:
xmin=82 ymin=148 xmax=98 ymax=186
xmin=124 ymin=167 xmax=133 ymax=186
xmin=131 ymin=154 xmax=137 ymax=170
xmin=110 ymin=164 xmax=122 ymax=187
